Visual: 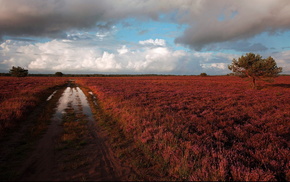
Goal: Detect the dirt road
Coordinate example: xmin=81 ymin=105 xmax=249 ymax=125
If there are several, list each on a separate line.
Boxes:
xmin=0 ymin=81 xmax=130 ymax=181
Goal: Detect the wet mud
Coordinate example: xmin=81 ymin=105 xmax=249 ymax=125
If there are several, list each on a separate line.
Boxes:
xmin=15 ymin=81 xmax=126 ymax=181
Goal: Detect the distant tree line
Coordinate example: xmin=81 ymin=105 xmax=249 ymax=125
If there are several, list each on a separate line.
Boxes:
xmin=0 ymin=56 xmax=285 ymax=87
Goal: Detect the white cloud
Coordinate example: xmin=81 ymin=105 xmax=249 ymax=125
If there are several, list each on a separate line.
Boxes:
xmin=273 ymin=50 xmax=290 ymax=74
xmin=202 ymin=63 xmax=227 ymax=70
xmin=0 ymin=38 xmax=204 ymax=74
xmin=193 ymin=52 xmax=213 ymax=62
xmin=95 ymin=32 xmax=109 ymax=40
xmin=117 ymin=45 xmax=129 ymax=55
xmin=139 ymin=39 xmax=166 ymax=46
xmin=1 ymin=37 xmax=289 ymax=75
xmin=94 ymin=52 xmax=121 ymax=70
xmin=1 ymin=0 xmax=290 ymax=75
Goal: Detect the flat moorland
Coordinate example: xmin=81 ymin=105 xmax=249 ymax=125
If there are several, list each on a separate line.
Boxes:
xmin=0 ymin=78 xmax=128 ymax=181
xmin=76 ymin=76 xmax=290 ymax=181
xmin=0 ymin=77 xmax=67 ymax=133
xmin=0 ymin=76 xmax=289 ymax=181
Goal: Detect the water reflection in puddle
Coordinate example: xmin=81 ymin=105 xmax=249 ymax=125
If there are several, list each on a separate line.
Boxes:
xmin=46 ymin=90 xmax=57 ymax=101
xmin=88 ymin=91 xmax=98 ymax=106
xmin=52 ymin=86 xmax=94 ymax=124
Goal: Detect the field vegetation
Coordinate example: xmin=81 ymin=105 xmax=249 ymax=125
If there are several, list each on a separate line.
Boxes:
xmin=0 ymin=77 xmax=67 ymax=134
xmin=0 ymin=75 xmax=289 ymax=181
xmin=76 ymin=76 xmax=290 ymax=181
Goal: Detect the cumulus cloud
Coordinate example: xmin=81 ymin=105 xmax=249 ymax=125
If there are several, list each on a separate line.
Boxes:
xmin=4 ymin=37 xmax=286 ymax=75
xmin=1 ymin=0 xmax=290 ymax=50
xmin=0 ymin=0 xmax=109 ymax=37
xmin=117 ymin=45 xmax=129 ymax=55
xmin=0 ymin=38 xmax=214 ymax=74
xmin=0 ymin=0 xmax=185 ymax=38
xmin=175 ymin=0 xmax=290 ymax=50
xmin=1 ymin=0 xmax=289 ymax=75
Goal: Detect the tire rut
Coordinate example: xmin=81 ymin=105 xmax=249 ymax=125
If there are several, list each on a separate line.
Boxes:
xmin=14 ymin=80 xmax=126 ymax=181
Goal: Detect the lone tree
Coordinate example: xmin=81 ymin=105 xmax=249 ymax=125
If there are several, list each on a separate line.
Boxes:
xmin=228 ymin=53 xmax=282 ymax=88
xmin=9 ymin=66 xmax=28 ymax=77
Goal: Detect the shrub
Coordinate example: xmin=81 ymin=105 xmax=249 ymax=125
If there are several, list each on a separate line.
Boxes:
xmin=200 ymin=73 xmax=208 ymax=77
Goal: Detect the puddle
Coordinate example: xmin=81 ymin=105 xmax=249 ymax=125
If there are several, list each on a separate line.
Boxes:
xmin=52 ymin=86 xmax=94 ymax=124
xmin=88 ymin=91 xmax=98 ymax=106
xmin=75 ymin=87 xmax=94 ymax=121
xmin=46 ymin=90 xmax=57 ymax=101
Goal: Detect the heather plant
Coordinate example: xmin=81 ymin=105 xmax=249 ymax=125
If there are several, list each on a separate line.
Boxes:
xmin=0 ymin=77 xmax=67 ymax=132
xmin=76 ymin=76 xmax=290 ymax=181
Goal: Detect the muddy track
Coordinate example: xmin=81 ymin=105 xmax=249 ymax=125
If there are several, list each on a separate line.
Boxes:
xmin=0 ymin=81 xmax=130 ymax=181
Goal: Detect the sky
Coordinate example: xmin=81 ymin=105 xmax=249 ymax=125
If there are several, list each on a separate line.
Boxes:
xmin=0 ymin=0 xmax=290 ymax=75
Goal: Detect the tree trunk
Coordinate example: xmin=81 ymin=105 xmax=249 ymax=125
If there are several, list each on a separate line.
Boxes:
xmin=252 ymin=77 xmax=256 ymax=89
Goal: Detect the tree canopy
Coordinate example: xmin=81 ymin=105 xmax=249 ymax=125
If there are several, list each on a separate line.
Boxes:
xmin=55 ymin=72 xmax=64 ymax=77
xmin=200 ymin=73 xmax=208 ymax=77
xmin=9 ymin=66 xmax=28 ymax=77
xmin=228 ymin=53 xmax=282 ymax=88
